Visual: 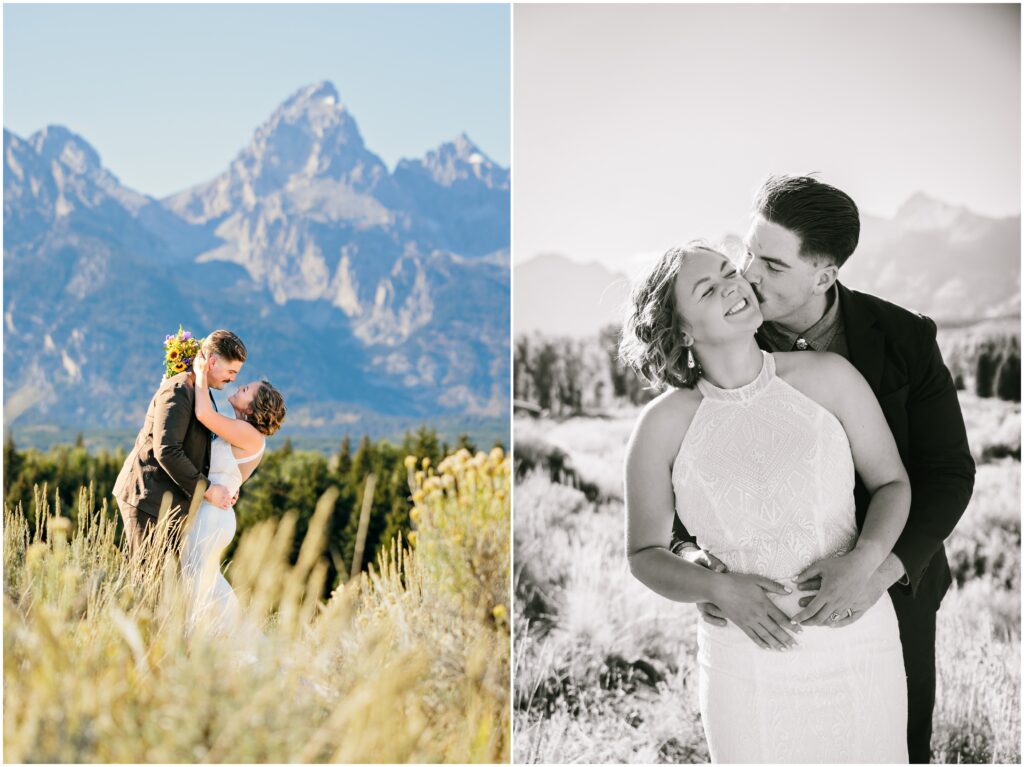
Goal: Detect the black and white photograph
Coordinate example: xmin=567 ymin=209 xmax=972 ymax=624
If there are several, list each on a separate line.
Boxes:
xmin=512 ymin=3 xmax=1020 ymax=764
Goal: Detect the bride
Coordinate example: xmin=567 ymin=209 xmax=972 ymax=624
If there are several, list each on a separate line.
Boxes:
xmin=621 ymin=241 xmax=910 ymax=763
xmin=180 ymin=351 xmax=286 ymax=642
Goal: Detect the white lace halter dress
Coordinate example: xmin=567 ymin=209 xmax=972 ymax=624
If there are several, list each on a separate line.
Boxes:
xmin=180 ymin=435 xmax=264 ymax=639
xmin=671 ymin=351 xmax=908 ymax=763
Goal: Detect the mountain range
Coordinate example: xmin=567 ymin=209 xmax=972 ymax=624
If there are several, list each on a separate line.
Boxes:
xmin=515 ymin=194 xmax=1020 ymax=338
xmin=3 ymin=81 xmax=509 ymax=444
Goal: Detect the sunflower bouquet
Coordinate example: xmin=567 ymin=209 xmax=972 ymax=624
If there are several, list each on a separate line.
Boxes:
xmin=163 ymin=325 xmax=204 ymax=378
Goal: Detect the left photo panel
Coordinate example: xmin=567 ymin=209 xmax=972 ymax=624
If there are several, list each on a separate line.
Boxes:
xmin=2 ymin=3 xmax=511 ymax=763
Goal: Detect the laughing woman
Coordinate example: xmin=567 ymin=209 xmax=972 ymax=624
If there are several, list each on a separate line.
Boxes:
xmin=621 ymin=241 xmax=910 ymax=763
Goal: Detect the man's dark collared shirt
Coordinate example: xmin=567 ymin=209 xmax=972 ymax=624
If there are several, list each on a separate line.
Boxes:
xmin=759 ymin=285 xmax=848 ymax=359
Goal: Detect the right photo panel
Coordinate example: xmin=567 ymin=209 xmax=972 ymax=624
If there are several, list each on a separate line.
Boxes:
xmin=512 ymin=4 xmax=1021 ymax=764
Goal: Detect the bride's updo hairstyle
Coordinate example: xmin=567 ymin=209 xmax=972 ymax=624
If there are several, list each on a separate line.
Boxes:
xmin=619 ymin=240 xmax=724 ymax=390
xmin=243 ymin=381 xmax=287 ymax=436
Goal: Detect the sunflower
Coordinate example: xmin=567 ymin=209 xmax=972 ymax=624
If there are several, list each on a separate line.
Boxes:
xmin=167 ymin=348 xmax=180 ymax=361
xmin=173 ymin=361 xmax=187 ymax=373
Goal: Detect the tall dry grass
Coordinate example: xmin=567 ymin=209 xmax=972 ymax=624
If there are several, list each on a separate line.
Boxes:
xmin=514 ymin=398 xmax=1021 ymax=764
xmin=4 ymin=451 xmax=510 ymax=763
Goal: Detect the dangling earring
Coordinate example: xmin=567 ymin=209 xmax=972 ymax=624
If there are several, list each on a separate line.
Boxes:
xmin=687 ymin=348 xmax=695 ymax=369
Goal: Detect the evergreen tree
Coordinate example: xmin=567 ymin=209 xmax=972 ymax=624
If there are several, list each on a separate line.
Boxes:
xmin=4 ymin=430 xmax=430 ymax=595
xmin=976 ymin=348 xmax=998 ymax=398
xmin=340 ymin=436 xmax=376 ymax=572
xmin=996 ymin=352 xmax=1021 ymax=402
xmin=3 ymin=435 xmax=22 ymax=501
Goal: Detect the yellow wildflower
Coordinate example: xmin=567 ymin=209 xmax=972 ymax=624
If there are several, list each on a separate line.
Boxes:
xmin=403 ymin=455 xmax=417 ymax=471
xmin=492 ymin=604 xmax=507 ymax=621
xmin=167 ymin=348 xmax=180 ymax=361
xmin=173 ymin=361 xmax=187 ymax=373
xmin=421 ymin=457 xmax=431 ymax=471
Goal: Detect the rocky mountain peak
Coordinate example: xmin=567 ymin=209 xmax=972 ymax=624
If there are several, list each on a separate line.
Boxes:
xmin=241 ymin=81 xmax=376 ymax=188
xmin=165 ymin=81 xmax=391 ymax=222
xmin=895 ymin=192 xmax=970 ymax=232
xmin=23 ymin=125 xmax=103 ymax=176
xmin=280 ymin=80 xmax=341 ymax=110
xmin=4 ymin=123 xmax=151 ymax=227
xmin=450 ymin=131 xmax=481 ymax=156
xmin=399 ymin=132 xmax=507 ymax=189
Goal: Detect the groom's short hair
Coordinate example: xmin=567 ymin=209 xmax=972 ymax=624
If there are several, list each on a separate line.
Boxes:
xmin=203 ymin=329 xmax=247 ymax=362
xmin=753 ymin=174 xmax=860 ymax=268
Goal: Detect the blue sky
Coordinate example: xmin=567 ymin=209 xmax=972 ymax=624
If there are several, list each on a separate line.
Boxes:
xmin=4 ymin=3 xmax=510 ymax=198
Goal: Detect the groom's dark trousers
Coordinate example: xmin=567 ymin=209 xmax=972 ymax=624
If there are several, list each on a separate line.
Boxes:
xmin=673 ymin=283 xmax=975 ymax=763
xmin=114 ymin=372 xmax=212 ymax=557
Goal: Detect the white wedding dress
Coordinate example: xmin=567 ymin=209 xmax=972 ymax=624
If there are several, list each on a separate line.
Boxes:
xmin=672 ymin=351 xmax=908 ymax=763
xmin=180 ymin=435 xmax=264 ymax=641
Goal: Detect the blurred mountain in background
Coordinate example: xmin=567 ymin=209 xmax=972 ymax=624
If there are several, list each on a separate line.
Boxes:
xmin=3 ymin=81 xmax=509 ymax=444
xmin=844 ymin=193 xmax=1020 ymax=322
xmin=515 ymin=194 xmax=1019 ymax=337
xmin=513 ymin=254 xmax=630 ymax=338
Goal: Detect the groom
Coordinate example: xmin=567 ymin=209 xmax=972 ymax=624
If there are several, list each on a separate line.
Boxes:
xmin=672 ymin=175 xmax=976 ymax=763
xmin=113 ymin=329 xmax=247 ymax=557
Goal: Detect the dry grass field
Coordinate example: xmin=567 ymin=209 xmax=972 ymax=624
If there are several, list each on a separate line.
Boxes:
xmin=513 ymin=394 xmax=1021 ymax=763
xmin=4 ymin=450 xmax=511 ymax=763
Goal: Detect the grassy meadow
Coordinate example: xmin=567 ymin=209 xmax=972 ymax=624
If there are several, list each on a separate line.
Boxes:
xmin=513 ymin=393 xmax=1021 ymax=763
xmin=3 ymin=449 xmax=510 ymax=763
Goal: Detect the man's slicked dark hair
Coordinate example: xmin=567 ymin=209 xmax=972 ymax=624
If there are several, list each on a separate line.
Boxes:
xmin=753 ymin=174 xmax=860 ymax=268
xmin=203 ymin=329 xmax=247 ymax=363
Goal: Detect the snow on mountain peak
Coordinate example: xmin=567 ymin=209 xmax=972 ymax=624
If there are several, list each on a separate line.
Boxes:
xmin=281 ymin=80 xmax=341 ymax=110
xmin=398 ymin=133 xmax=506 ymax=189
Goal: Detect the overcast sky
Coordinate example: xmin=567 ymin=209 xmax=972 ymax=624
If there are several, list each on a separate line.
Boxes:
xmin=4 ymin=4 xmax=510 ymax=198
xmin=514 ymin=3 xmax=1020 ymax=272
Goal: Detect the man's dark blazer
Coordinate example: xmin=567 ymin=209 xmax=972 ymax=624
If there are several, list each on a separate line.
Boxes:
xmin=828 ymin=282 xmax=975 ymax=604
xmin=672 ymin=281 xmax=975 ymax=604
xmin=114 ymin=372 xmax=213 ymax=524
